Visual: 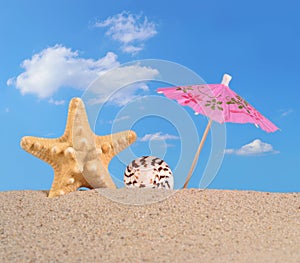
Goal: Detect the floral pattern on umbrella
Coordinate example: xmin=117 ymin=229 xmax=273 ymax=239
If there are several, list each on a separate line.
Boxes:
xmin=157 ymin=74 xmax=279 ymax=188
xmin=158 ymin=82 xmax=278 ymax=132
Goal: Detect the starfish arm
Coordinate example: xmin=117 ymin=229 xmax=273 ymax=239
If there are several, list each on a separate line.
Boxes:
xmin=82 ymin=159 xmax=117 ymax=189
xmin=48 ymin=171 xmax=81 ymax=198
xmin=20 ymin=136 xmax=67 ymax=167
xmin=48 ymin=164 xmax=93 ymax=198
xmin=95 ymin=130 xmax=137 ymax=167
xmin=62 ymin=97 xmax=93 ymax=142
xmin=48 ymin=158 xmax=117 ymax=197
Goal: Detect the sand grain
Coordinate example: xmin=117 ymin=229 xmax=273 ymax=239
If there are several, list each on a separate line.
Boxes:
xmin=0 ymin=189 xmax=299 ymax=262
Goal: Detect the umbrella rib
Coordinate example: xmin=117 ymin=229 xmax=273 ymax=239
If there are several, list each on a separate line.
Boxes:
xmin=183 ymin=118 xmax=213 ymax=188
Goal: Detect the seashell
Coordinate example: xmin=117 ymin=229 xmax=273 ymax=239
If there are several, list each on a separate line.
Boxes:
xmin=124 ymin=156 xmax=174 ymax=189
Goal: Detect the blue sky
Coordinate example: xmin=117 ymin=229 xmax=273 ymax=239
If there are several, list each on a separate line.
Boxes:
xmin=1 ymin=0 xmax=299 ymax=192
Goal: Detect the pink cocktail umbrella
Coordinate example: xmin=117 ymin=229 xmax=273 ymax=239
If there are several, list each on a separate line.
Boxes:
xmin=157 ymin=74 xmax=279 ymax=188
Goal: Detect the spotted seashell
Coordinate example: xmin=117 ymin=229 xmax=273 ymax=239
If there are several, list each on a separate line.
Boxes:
xmin=124 ymin=156 xmax=174 ymax=189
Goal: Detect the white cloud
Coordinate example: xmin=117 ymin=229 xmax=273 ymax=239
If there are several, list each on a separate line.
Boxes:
xmin=108 ymin=115 xmax=130 ymax=124
xmin=225 ymin=139 xmax=279 ymax=156
xmin=88 ymin=65 xmax=159 ymax=106
xmin=106 ymin=83 xmax=149 ymax=106
xmin=48 ymin=98 xmax=65 ymax=105
xmin=7 ymin=45 xmax=119 ymax=99
xmin=280 ymin=108 xmax=293 ymax=117
xmin=95 ymin=11 xmax=157 ymax=54
xmin=8 ymin=44 xmax=160 ymax=107
xmin=122 ymin=45 xmax=143 ymax=54
xmin=139 ymin=132 xmax=180 ymax=142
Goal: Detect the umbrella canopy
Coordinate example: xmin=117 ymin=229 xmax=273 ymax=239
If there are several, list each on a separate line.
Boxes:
xmin=157 ymin=74 xmax=279 ymax=133
xmin=157 ymin=74 xmax=279 ymax=188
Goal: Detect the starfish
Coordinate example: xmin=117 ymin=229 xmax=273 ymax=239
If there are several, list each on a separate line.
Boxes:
xmin=20 ymin=97 xmax=137 ymax=198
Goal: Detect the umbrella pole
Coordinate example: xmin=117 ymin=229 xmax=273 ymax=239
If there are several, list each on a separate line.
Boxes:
xmin=183 ymin=118 xmax=213 ymax=188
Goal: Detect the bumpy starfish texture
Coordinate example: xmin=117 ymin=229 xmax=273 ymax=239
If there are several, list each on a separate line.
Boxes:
xmin=20 ymin=98 xmax=136 ymax=198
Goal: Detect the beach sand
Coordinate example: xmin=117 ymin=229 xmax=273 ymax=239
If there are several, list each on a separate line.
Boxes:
xmin=0 ymin=189 xmax=299 ymax=263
